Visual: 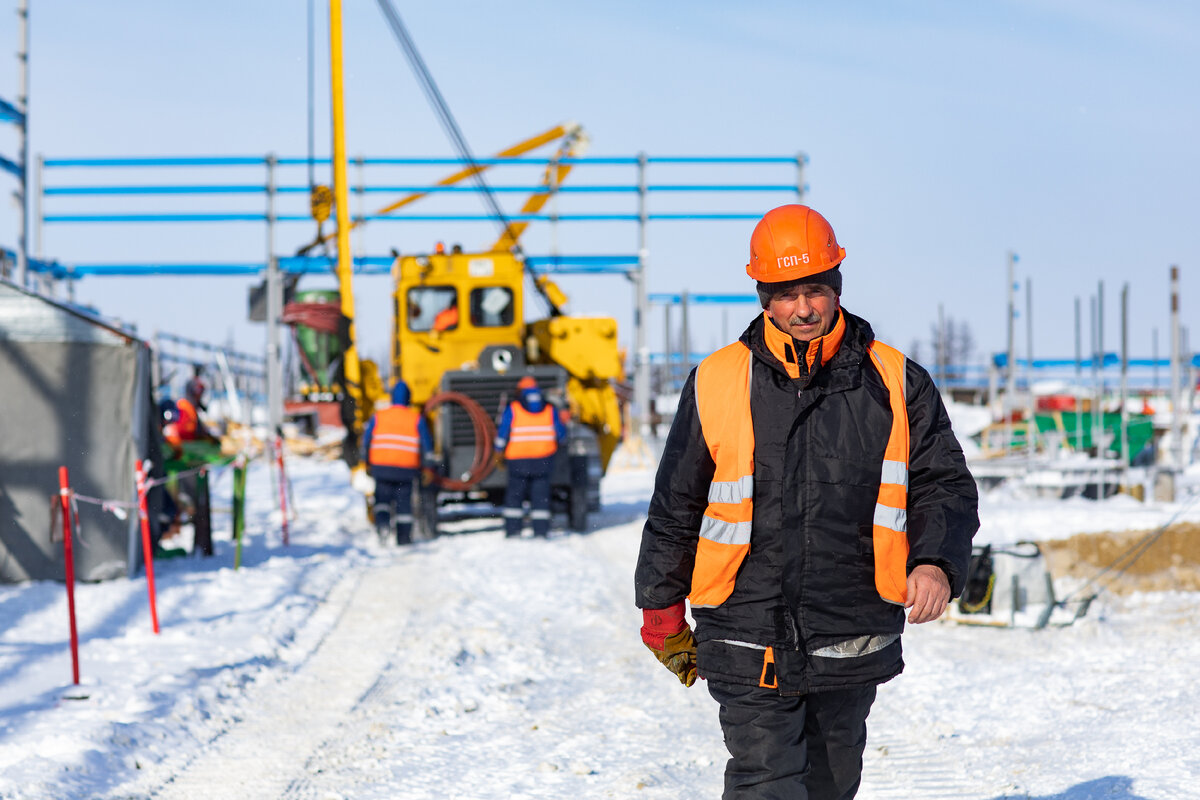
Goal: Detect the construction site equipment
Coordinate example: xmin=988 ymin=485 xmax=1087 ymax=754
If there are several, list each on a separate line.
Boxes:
xmin=948 ymin=543 xmax=1093 ymax=628
xmin=392 ymin=245 xmax=620 ymax=531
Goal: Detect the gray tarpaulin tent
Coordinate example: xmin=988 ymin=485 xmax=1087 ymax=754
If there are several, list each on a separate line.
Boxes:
xmin=0 ymin=279 xmax=161 ymax=583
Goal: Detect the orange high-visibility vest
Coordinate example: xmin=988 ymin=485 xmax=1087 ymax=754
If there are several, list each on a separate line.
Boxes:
xmin=368 ymin=406 xmax=422 ymax=469
xmin=690 ymin=336 xmax=910 ymax=608
xmin=504 ymin=403 xmax=558 ymax=460
xmin=176 ymin=397 xmax=200 ymax=441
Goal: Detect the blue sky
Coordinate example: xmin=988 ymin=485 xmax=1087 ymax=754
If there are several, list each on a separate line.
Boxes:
xmin=1 ymin=1 xmax=1197 ymax=369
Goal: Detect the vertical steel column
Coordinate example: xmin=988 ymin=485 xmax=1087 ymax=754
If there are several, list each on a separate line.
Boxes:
xmin=354 ymin=155 xmax=365 ymax=259
xmin=1169 ymin=265 xmax=1182 ymax=468
xmin=795 ymin=152 xmax=807 ymax=201
xmin=265 ymin=153 xmax=283 ymax=436
xmin=681 ymin=290 xmax=691 ymax=379
xmin=1096 ymin=282 xmax=1105 ymax=502
xmin=1026 ymin=277 xmax=1035 ymax=458
xmin=937 ymin=302 xmax=946 ymax=390
xmin=1120 ymin=284 xmax=1129 ymax=482
xmin=662 ymin=304 xmax=672 ymax=392
xmin=1074 ymin=297 xmax=1083 ymax=452
xmin=635 ymin=152 xmax=651 ymax=437
xmin=34 ymin=153 xmax=41 ymax=257
xmin=17 ymin=0 xmax=29 ymax=288
xmin=1005 ymin=251 xmax=1016 ymax=452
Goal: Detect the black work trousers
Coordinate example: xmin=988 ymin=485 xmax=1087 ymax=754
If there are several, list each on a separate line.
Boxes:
xmin=707 ymin=680 xmax=877 ymax=800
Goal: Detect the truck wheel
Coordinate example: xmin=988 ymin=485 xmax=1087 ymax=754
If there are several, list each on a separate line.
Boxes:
xmin=568 ymin=487 xmax=588 ymax=532
xmin=416 ymin=485 xmax=439 ymax=540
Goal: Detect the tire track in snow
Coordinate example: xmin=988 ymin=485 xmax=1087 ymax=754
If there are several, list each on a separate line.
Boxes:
xmin=119 ymin=558 xmax=417 ymax=800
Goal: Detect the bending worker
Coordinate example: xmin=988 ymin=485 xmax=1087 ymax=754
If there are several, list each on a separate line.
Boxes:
xmin=494 ymin=376 xmax=568 ymax=538
xmin=635 ymin=204 xmax=978 ymax=799
xmin=175 ymin=373 xmax=219 ymax=444
xmin=363 ymin=380 xmax=434 ymax=545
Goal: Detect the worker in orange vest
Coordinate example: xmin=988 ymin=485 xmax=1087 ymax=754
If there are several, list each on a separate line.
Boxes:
xmin=493 ymin=376 xmax=568 ymax=538
xmin=362 ymin=380 xmax=434 ymax=545
xmin=635 ymin=204 xmax=978 ymax=798
xmin=175 ymin=371 xmax=218 ymax=443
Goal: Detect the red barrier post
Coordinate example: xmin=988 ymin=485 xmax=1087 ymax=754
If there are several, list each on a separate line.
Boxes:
xmin=275 ymin=435 xmax=290 ymax=546
xmin=134 ymin=460 xmax=160 ymax=634
xmin=58 ymin=467 xmax=80 ymax=685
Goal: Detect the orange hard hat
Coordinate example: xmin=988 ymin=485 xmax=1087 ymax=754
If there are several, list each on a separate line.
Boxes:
xmin=746 ymin=204 xmax=846 ymax=283
xmin=516 ymin=376 xmax=538 ymax=390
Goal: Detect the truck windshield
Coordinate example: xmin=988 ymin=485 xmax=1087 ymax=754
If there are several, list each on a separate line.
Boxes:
xmin=407 ymin=287 xmax=457 ymax=332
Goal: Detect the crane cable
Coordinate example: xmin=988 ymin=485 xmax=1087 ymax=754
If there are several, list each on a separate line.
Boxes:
xmin=300 ymin=0 xmax=335 ymax=267
xmin=373 ymin=0 xmax=558 ymax=318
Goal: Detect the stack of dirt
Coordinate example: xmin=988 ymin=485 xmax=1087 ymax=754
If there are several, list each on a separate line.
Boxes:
xmin=1039 ymin=523 xmax=1200 ymax=595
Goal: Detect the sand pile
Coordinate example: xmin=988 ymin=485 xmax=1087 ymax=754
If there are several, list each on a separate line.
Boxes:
xmin=1039 ymin=522 xmax=1200 ymax=595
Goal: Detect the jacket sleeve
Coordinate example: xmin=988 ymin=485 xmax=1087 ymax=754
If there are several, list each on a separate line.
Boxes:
xmin=634 ymin=370 xmax=717 ymax=610
xmin=903 ymin=360 xmax=979 ymax=597
xmin=418 ymin=416 xmax=435 ymax=462
xmin=361 ymin=415 xmax=376 ymax=466
xmin=553 ymin=407 xmax=569 ymax=444
xmin=494 ymin=405 xmax=514 ymax=450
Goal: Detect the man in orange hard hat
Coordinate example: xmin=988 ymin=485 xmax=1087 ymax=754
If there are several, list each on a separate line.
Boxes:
xmin=636 ymin=204 xmax=978 ymax=799
xmin=494 ymin=375 xmax=568 ymax=538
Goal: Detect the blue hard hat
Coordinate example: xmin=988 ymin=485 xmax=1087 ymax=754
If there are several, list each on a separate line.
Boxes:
xmin=391 ymin=380 xmax=411 ymax=406
xmin=520 ymin=387 xmax=545 ymax=412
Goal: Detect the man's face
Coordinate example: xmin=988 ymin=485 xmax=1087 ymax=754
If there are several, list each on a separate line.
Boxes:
xmin=766 ymin=283 xmax=840 ymax=342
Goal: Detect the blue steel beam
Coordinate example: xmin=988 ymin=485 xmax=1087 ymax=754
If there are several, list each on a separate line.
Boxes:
xmin=46 ymin=183 xmax=797 ymax=196
xmin=649 ymin=293 xmax=758 ymax=305
xmin=43 ymin=155 xmax=802 ymax=168
xmin=63 ymin=253 xmax=642 ymax=278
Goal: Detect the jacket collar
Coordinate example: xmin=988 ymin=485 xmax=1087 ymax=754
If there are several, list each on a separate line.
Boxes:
xmin=758 ymin=309 xmax=847 ymax=379
xmin=743 ymin=307 xmax=874 ymax=391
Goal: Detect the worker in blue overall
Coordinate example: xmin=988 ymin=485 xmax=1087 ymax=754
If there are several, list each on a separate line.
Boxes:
xmin=494 ymin=376 xmax=568 ymax=538
xmin=363 ymin=380 xmax=434 ymax=545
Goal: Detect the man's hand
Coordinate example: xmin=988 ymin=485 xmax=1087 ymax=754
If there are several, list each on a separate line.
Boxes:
xmin=905 ymin=564 xmax=951 ymax=624
xmin=640 ymin=603 xmax=697 ymax=686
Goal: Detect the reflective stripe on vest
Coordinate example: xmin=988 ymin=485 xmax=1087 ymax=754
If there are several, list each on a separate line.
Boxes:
xmin=368 ymin=406 xmax=421 ymax=469
xmin=504 ymin=403 xmax=558 ymax=460
xmin=690 ymin=339 xmax=911 ymax=608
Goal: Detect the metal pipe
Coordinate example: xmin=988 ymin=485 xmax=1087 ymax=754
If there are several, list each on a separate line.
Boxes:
xmin=1005 ymin=251 xmax=1016 ymax=453
xmin=635 ymin=152 xmax=651 ymax=439
xmin=1170 ymin=265 xmax=1182 ymax=468
xmin=663 ymin=304 xmax=672 ymax=392
xmin=1075 ymin=297 xmax=1083 ymax=452
xmin=17 ymin=0 xmax=29 ymax=288
xmin=1026 ymin=277 xmax=1035 ymax=458
xmin=1120 ymin=284 xmax=1129 ymax=481
xmin=681 ymin=290 xmax=691 ymax=379
xmin=265 ymin=153 xmax=283 ymax=437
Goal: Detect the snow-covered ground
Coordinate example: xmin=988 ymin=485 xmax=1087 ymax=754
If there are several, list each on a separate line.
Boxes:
xmin=2 ymin=452 xmax=1200 ymax=799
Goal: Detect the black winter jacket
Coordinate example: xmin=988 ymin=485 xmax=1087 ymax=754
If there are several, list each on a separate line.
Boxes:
xmin=635 ymin=309 xmax=978 ymax=695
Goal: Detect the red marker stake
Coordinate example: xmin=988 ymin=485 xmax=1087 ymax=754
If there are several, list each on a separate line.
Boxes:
xmin=58 ymin=467 xmax=80 ymax=685
xmin=276 ymin=435 xmax=290 ymax=546
xmin=134 ymin=460 xmax=160 ymax=634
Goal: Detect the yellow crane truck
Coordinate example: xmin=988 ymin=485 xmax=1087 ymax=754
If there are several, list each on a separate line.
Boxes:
xmin=393 ymin=244 xmax=622 ymax=532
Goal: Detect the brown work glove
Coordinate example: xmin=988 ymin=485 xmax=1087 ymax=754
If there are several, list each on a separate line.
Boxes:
xmin=640 ymin=602 xmax=697 ymax=687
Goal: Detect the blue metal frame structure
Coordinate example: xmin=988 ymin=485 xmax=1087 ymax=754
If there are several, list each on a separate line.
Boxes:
xmin=36 ymin=153 xmax=805 ymax=278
